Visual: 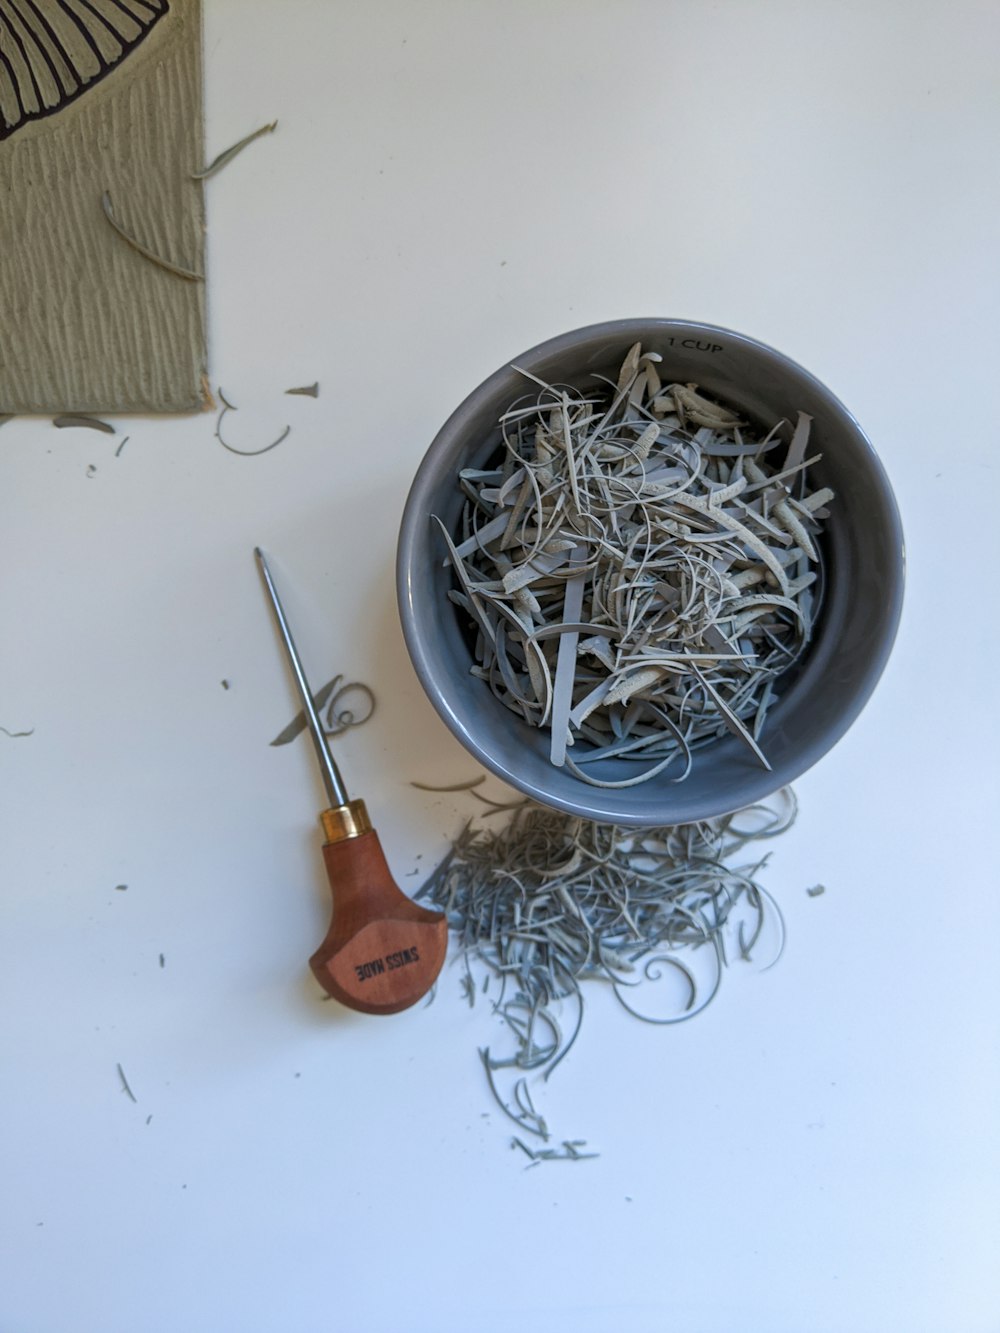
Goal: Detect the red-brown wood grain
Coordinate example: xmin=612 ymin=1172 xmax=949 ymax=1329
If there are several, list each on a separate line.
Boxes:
xmin=310 ymin=831 xmax=447 ymax=1015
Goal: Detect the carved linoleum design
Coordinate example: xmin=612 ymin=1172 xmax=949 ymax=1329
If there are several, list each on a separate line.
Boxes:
xmin=0 ymin=1 xmax=204 ymax=413
xmin=0 ymin=0 xmax=168 ymax=140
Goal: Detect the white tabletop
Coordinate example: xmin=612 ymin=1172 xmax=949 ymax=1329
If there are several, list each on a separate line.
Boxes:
xmin=3 ymin=3 xmax=999 ymax=1330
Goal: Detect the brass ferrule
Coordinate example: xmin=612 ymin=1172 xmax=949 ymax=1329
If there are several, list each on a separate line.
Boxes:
xmin=320 ymin=799 xmax=372 ymax=844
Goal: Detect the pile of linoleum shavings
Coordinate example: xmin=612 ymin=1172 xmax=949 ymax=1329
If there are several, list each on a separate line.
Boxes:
xmin=439 ymin=344 xmax=834 ymax=786
xmin=418 ymin=790 xmax=795 ymax=1162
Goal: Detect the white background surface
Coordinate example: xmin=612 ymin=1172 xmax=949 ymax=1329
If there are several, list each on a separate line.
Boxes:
xmin=2 ymin=3 xmax=999 ymax=1330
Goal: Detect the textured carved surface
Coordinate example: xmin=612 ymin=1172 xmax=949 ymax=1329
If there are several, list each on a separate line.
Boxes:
xmin=0 ymin=0 xmax=206 ymax=413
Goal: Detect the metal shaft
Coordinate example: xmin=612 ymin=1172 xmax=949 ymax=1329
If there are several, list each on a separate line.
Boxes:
xmin=254 ymin=547 xmax=349 ymax=809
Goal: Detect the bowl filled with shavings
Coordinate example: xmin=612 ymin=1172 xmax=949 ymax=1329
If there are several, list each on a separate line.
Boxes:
xmin=397 ymin=319 xmax=903 ymax=826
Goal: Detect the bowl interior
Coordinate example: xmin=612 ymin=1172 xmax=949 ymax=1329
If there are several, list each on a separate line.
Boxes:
xmin=397 ymin=319 xmax=903 ymax=825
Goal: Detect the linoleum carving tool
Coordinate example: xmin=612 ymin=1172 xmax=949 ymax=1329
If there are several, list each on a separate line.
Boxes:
xmin=255 ymin=548 xmax=447 ymax=1014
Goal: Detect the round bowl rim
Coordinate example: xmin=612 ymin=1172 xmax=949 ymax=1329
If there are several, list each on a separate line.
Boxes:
xmin=396 ymin=317 xmax=905 ymax=826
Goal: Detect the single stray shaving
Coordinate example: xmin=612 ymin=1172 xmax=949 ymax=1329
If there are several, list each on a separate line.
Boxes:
xmin=53 ymin=414 xmax=115 ymax=433
xmin=192 ymin=120 xmax=278 ymax=180
xmin=214 ymin=398 xmax=291 ymax=457
xmin=271 ymin=674 xmax=375 ymax=745
xmin=101 ymin=191 xmax=204 ymax=282
xmin=116 ymin=1062 xmax=137 ymax=1103
xmin=411 ymin=776 xmax=486 ymax=792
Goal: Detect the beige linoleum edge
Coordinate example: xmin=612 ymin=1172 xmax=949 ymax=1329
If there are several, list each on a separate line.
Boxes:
xmin=0 ymin=1 xmax=207 ymax=414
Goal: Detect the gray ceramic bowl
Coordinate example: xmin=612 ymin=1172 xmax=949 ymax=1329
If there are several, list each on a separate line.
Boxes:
xmin=397 ymin=319 xmax=904 ymax=826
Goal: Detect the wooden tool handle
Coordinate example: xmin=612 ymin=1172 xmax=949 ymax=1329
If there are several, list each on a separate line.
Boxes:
xmin=310 ymin=830 xmax=448 ymax=1015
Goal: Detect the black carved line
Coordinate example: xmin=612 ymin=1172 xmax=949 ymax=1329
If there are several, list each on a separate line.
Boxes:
xmin=0 ymin=0 xmax=167 ymax=140
xmin=6 ymin=0 xmax=74 ymax=101
xmin=109 ymin=0 xmax=167 ymax=21
xmin=10 ymin=0 xmax=81 ymax=96
xmin=61 ymin=0 xmax=114 ymax=72
xmin=0 ymin=31 xmax=28 ymax=126
xmin=76 ymin=0 xmax=143 ymax=43
xmin=84 ymin=0 xmax=169 ymax=43
xmin=1 ymin=11 xmax=45 ymax=116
